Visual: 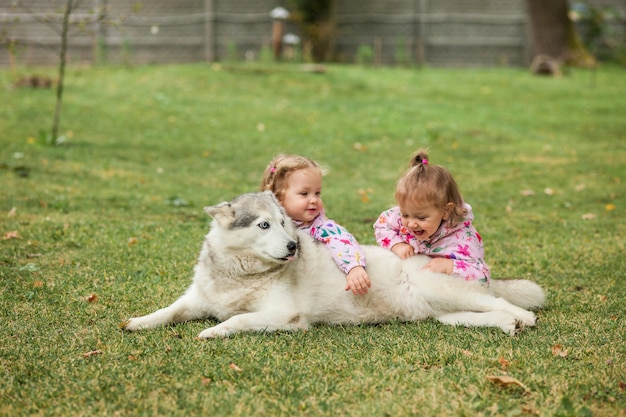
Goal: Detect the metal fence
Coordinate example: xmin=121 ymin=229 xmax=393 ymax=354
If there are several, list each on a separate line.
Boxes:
xmin=0 ymin=0 xmax=624 ymax=68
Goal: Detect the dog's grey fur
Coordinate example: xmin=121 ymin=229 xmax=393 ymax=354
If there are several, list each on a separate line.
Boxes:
xmin=124 ymin=191 xmax=545 ymax=338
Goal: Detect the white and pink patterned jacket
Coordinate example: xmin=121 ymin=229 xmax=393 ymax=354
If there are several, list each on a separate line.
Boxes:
xmin=373 ymin=204 xmax=490 ymax=285
xmin=296 ymin=210 xmax=367 ymax=275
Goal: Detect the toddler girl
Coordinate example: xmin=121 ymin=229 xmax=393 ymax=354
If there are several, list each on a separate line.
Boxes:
xmin=260 ymin=154 xmax=371 ymax=295
xmin=374 ymin=149 xmax=490 ymax=285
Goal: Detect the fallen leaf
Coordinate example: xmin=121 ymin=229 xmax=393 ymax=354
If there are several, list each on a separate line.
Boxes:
xmin=605 ymin=204 xmax=616 ymax=212
xmin=353 ymin=142 xmax=367 ymax=151
xmin=87 ymin=294 xmax=98 ymax=303
xmin=544 ymin=188 xmax=555 ymax=195
xmin=522 ymin=405 xmax=539 ymax=414
xmin=498 ymin=356 xmax=511 ymax=370
xmin=520 ymin=189 xmax=535 ymax=197
xmin=358 ymin=188 xmax=370 ymax=203
xmin=83 ymin=350 xmax=103 ymax=358
xmin=257 ymin=123 xmax=266 ymax=132
xmin=487 ymin=375 xmax=530 ymax=392
xmin=229 ymin=363 xmax=242 ymax=372
xmin=202 ymin=377 xmax=212 ymax=386
xmin=581 ymin=213 xmax=596 ymax=220
xmin=3 ymin=230 xmax=20 ymax=240
xmin=7 ymin=207 xmax=17 ymax=217
xmin=574 ymin=183 xmax=586 ymax=192
xmin=128 ymin=237 xmax=138 ymax=246
xmin=552 ymin=344 xmax=569 ymax=357
xmin=33 ymin=281 xmax=44 ymax=288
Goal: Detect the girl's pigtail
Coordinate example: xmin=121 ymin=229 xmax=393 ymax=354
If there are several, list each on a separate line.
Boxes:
xmin=260 ymin=161 xmax=279 ymax=192
xmin=409 ymin=149 xmax=430 ymax=174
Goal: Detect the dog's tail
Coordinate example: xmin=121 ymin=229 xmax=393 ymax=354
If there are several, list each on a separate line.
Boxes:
xmin=490 ymin=279 xmax=546 ymax=310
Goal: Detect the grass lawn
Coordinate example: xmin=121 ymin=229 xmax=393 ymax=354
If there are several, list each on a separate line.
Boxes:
xmin=0 ymin=62 xmax=624 ymax=416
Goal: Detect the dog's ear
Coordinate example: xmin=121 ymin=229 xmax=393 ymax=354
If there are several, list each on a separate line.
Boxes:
xmin=262 ymin=190 xmax=283 ymax=211
xmin=204 ymin=202 xmax=235 ymax=227
xmin=262 ymin=190 xmax=277 ymax=200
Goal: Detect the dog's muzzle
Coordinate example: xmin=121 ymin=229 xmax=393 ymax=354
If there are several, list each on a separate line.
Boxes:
xmin=283 ymin=240 xmax=298 ymax=261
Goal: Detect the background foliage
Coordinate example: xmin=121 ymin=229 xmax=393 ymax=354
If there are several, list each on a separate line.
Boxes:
xmin=1 ymin=63 xmax=624 ymax=416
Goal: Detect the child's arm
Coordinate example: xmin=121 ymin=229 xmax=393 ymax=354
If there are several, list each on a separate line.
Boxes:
xmin=391 ymin=243 xmax=415 ymax=259
xmin=449 ymin=255 xmax=490 ymax=282
xmin=310 ymin=218 xmax=371 ymax=294
xmin=373 ymin=208 xmax=411 ymax=251
xmin=423 ymin=225 xmax=490 ymax=283
xmin=423 ymin=257 xmax=454 ymax=274
xmin=345 ymin=266 xmax=371 ymax=295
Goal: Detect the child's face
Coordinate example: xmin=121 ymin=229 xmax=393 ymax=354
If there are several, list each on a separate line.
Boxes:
xmin=281 ymin=168 xmax=323 ymax=224
xmin=399 ymin=201 xmax=452 ymax=241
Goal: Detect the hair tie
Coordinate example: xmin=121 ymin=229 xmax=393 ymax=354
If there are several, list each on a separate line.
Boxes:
xmin=422 ymin=159 xmax=428 ymax=165
xmin=270 ymin=166 xmax=277 ymax=173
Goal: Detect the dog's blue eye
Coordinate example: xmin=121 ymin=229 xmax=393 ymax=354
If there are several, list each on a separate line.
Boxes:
xmin=258 ymin=221 xmax=270 ymax=230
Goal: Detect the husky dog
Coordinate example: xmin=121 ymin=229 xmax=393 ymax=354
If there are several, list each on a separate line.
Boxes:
xmin=124 ymin=191 xmax=545 ymax=338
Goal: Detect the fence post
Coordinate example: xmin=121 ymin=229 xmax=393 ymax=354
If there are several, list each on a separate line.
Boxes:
xmin=416 ymin=0 xmax=428 ymax=65
xmin=270 ymin=7 xmax=290 ymax=61
xmin=204 ymin=0 xmax=215 ymax=62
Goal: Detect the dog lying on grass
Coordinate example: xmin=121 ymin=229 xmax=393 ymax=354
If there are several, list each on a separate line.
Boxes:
xmin=124 ymin=191 xmax=545 ymax=338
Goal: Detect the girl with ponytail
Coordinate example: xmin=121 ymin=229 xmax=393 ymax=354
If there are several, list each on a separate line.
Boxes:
xmin=374 ymin=150 xmax=490 ymax=285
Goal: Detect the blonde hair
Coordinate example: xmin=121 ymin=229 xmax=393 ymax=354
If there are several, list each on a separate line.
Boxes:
xmin=260 ymin=154 xmax=327 ymax=202
xmin=395 ymin=149 xmax=466 ymax=225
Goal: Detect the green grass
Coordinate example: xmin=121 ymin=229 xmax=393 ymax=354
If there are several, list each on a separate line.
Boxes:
xmin=1 ymin=62 xmax=624 ymax=416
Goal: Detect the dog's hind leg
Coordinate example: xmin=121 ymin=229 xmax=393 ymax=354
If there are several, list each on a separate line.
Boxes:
xmin=436 ymin=311 xmax=526 ymax=336
xmin=465 ymin=293 xmax=538 ymax=327
xmin=420 ymin=279 xmax=537 ymax=328
xmin=124 ymin=287 xmax=209 ymax=331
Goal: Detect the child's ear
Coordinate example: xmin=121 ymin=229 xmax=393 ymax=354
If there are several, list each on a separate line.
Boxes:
xmin=442 ymin=202 xmax=455 ymax=220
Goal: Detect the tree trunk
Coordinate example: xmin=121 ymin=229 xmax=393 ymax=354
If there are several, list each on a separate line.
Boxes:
xmin=526 ymin=0 xmax=595 ymax=67
xmin=52 ymin=0 xmax=73 ymax=142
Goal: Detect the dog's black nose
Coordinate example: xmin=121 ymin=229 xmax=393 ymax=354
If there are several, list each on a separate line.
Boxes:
xmin=287 ymin=241 xmax=297 ymax=253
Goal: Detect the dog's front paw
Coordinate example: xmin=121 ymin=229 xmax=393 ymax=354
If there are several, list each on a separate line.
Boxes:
xmin=518 ymin=310 xmax=537 ymax=327
xmin=509 ymin=319 xmax=524 ymax=336
xmin=122 ymin=318 xmax=144 ymax=331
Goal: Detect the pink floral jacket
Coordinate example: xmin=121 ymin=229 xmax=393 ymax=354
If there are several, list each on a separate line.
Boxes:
xmin=373 ymin=204 xmax=490 ymax=285
xmin=296 ymin=210 xmax=367 ymax=275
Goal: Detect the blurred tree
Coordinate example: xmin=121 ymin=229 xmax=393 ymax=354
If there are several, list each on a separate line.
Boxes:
xmin=52 ymin=0 xmax=74 ymax=143
xmin=287 ymin=0 xmax=336 ymax=62
xmin=526 ymin=0 xmax=596 ymax=66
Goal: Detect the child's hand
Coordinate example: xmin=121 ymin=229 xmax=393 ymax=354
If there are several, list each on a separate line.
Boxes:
xmin=423 ymin=258 xmax=454 ymax=275
xmin=391 ymin=243 xmax=415 ymax=259
xmin=345 ymin=266 xmax=371 ymax=295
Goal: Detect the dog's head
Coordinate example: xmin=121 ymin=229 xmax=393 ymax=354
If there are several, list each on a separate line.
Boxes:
xmin=204 ymin=191 xmax=299 ymax=263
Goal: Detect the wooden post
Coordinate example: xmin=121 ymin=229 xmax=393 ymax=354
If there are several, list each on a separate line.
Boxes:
xmin=416 ymin=0 xmax=428 ymax=65
xmin=205 ymin=0 xmax=214 ymax=62
xmin=270 ymin=7 xmax=290 ymax=61
xmin=272 ymin=20 xmax=284 ymax=60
